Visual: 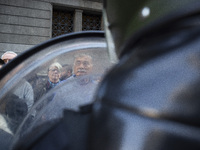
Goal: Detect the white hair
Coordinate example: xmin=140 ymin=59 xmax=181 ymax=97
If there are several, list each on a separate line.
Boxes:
xmin=1 ymin=51 xmax=17 ymax=59
xmin=48 ymin=62 xmax=62 ymax=71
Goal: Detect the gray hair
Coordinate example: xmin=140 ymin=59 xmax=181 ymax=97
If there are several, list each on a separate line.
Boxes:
xmin=48 ymin=62 xmax=62 ymax=71
xmin=72 ymin=53 xmax=93 ymax=75
xmin=73 ymin=53 xmax=93 ymax=63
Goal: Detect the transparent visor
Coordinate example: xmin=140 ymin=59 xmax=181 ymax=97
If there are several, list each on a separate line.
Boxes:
xmin=0 ymin=32 xmax=114 ymax=149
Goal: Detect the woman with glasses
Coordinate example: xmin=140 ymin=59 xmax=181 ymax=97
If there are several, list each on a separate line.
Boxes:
xmin=34 ymin=62 xmax=62 ymax=103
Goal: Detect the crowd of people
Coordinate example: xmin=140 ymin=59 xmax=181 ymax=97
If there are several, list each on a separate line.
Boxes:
xmin=0 ymin=51 xmax=73 ymax=104
xmin=0 ymin=50 xmax=103 ymax=139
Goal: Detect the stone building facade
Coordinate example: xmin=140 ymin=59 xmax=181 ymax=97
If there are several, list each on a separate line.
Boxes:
xmin=0 ymin=0 xmax=103 ymax=56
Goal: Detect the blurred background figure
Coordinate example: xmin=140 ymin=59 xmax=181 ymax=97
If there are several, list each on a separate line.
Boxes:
xmin=0 ymin=51 xmax=34 ymax=112
xmin=5 ymin=94 xmax=28 ymax=133
xmin=12 ymin=79 xmax=34 ymax=112
xmin=1 ymin=51 xmax=17 ymax=64
xmin=0 ymin=94 xmax=28 ymax=150
xmin=60 ymin=64 xmax=72 ymax=81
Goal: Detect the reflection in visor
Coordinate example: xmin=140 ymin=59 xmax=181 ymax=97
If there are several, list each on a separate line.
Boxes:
xmin=0 ymin=31 xmax=114 ymax=149
xmin=0 ymin=31 xmax=113 ymax=149
xmin=17 ymin=51 xmax=111 ymax=138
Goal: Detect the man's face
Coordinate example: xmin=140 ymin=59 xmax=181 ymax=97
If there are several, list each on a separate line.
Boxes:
xmin=73 ymin=56 xmax=93 ymax=76
xmin=48 ymin=66 xmax=61 ymax=83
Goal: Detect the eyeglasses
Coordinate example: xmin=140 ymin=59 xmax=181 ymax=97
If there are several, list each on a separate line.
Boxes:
xmin=75 ymin=61 xmax=90 ymax=67
xmin=49 ymin=69 xmax=61 ymax=73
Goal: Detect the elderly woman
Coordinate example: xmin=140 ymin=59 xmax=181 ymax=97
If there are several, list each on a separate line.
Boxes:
xmin=34 ymin=62 xmax=62 ymax=102
xmin=46 ymin=62 xmax=62 ymax=90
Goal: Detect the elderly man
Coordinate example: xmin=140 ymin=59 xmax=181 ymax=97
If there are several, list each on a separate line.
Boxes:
xmin=1 ymin=51 xmax=34 ymax=112
xmin=1 ymin=51 xmax=17 ymax=64
xmin=40 ymin=53 xmax=98 ymax=120
xmin=73 ymin=53 xmax=93 ymax=77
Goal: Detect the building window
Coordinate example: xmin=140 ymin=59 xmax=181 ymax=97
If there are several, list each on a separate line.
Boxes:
xmin=82 ymin=13 xmax=102 ymax=31
xmin=52 ymin=10 xmax=74 ymax=38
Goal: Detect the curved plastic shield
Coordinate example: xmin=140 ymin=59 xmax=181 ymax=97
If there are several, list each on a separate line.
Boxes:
xmin=0 ymin=31 xmax=114 ymax=149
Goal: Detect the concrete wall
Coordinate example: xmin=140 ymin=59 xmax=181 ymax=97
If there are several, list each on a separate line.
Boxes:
xmin=0 ymin=0 xmax=103 ymax=56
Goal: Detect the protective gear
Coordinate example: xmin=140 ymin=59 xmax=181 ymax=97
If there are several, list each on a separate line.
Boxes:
xmin=89 ymin=0 xmax=200 ymax=149
xmin=103 ymin=0 xmax=200 ymax=58
xmin=4 ymin=1 xmax=200 ymax=150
